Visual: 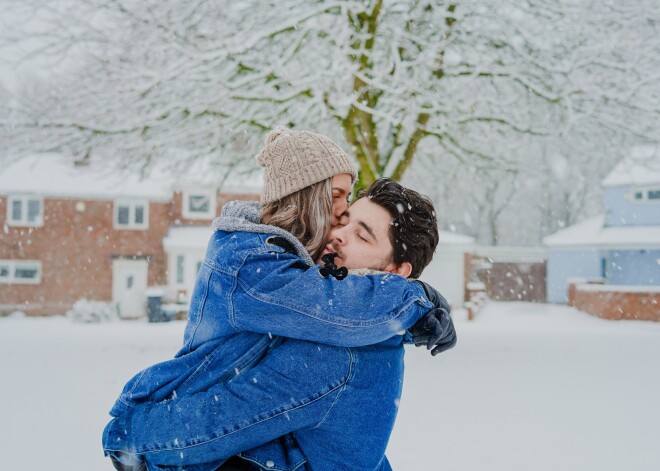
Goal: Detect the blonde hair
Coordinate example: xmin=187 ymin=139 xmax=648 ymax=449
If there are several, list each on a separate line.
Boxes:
xmin=261 ymin=178 xmax=333 ymax=261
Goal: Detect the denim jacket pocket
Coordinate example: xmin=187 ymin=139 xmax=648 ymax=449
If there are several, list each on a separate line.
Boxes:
xmin=238 ymin=434 xmax=308 ymax=471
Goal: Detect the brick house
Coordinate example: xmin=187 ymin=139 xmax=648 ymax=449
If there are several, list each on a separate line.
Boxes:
xmin=0 ymin=154 xmax=260 ymax=316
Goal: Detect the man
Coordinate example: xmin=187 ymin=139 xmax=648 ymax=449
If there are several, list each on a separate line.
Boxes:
xmin=105 ymin=179 xmax=455 ymax=470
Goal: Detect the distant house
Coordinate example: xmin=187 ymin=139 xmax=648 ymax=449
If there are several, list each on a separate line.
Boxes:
xmin=0 ymin=154 xmax=260 ymax=316
xmin=544 ymin=145 xmax=660 ymax=304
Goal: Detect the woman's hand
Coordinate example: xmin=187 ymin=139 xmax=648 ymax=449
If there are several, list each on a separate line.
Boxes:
xmin=411 ymin=282 xmax=457 ymax=356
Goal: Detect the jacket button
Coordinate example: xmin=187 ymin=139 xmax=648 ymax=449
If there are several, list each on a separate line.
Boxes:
xmin=266 ymin=460 xmax=275 ymax=467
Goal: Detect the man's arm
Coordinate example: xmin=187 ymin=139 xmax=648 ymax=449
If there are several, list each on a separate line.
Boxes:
xmin=103 ymin=341 xmax=351 ymax=468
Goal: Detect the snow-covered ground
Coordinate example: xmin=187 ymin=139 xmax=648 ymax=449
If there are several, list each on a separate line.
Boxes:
xmin=1 ymin=302 xmax=659 ymax=471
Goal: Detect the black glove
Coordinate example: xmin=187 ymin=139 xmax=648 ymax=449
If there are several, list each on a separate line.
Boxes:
xmin=410 ymin=281 xmax=457 ymax=356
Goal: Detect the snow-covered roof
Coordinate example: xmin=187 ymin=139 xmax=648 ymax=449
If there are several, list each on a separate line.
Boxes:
xmin=439 ymin=230 xmax=475 ymax=246
xmin=0 ymin=154 xmax=174 ymax=201
xmin=543 ymin=215 xmax=660 ymax=249
xmin=217 ymin=170 xmax=264 ymax=195
xmin=170 ymin=157 xmax=264 ymax=195
xmin=163 ymin=225 xmax=213 ymax=251
xmin=472 ymin=246 xmax=547 ymax=263
xmin=575 ymin=284 xmax=660 ymax=294
xmin=602 ymin=145 xmax=660 ymax=187
xmin=0 ymin=153 xmax=263 ymax=200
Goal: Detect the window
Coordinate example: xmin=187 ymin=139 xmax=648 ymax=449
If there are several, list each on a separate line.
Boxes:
xmin=0 ymin=260 xmax=42 ymax=284
xmin=630 ymin=187 xmax=660 ymax=203
xmin=114 ymin=200 xmax=149 ymax=229
xmin=600 ymin=257 xmax=608 ymax=279
xmin=182 ymin=190 xmax=216 ymax=219
xmin=7 ymin=195 xmax=43 ymax=227
xmin=176 ymin=255 xmax=185 ymax=284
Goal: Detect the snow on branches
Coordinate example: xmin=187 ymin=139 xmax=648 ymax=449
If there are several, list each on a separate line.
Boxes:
xmin=1 ymin=0 xmax=659 ymax=243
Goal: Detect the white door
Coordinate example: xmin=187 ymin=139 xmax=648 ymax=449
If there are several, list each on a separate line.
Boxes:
xmin=112 ymin=259 xmax=148 ymax=319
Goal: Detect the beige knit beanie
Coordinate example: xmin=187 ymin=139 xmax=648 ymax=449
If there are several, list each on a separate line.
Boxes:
xmin=256 ymin=126 xmax=358 ymax=203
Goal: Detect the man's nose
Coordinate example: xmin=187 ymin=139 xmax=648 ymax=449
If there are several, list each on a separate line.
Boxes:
xmin=329 ymin=227 xmax=346 ymax=246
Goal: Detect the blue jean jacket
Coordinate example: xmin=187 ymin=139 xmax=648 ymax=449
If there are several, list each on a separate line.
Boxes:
xmin=103 ymin=202 xmax=432 ymax=469
xmin=107 ymin=336 xmax=409 ymax=471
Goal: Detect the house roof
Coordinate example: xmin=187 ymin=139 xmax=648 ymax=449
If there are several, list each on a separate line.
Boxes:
xmin=0 ymin=153 xmax=263 ymax=200
xmin=602 ymin=145 xmax=660 ymax=188
xmin=543 ymin=215 xmax=660 ymax=249
xmin=438 ymin=230 xmax=475 ymax=246
xmin=472 ymin=246 xmax=547 ymax=263
xmin=0 ymin=154 xmax=173 ymax=201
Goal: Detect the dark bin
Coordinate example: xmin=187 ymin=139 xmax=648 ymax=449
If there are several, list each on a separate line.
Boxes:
xmin=146 ymin=287 xmax=167 ymax=322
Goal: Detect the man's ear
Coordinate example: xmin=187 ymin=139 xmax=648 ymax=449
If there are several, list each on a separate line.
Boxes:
xmin=388 ymin=261 xmax=412 ymax=278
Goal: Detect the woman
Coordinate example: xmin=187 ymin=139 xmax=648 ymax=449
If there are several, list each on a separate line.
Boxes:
xmin=104 ymin=127 xmax=445 ymax=470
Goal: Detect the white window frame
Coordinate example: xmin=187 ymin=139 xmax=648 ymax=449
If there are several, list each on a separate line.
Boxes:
xmin=0 ymin=260 xmax=42 ymax=284
xmin=7 ymin=195 xmax=44 ymax=227
xmin=182 ymin=189 xmax=216 ymax=220
xmin=628 ymin=186 xmax=660 ymax=203
xmin=113 ymin=200 xmax=149 ymax=230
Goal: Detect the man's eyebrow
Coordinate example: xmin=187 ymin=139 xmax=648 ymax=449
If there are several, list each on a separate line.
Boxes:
xmin=358 ymin=220 xmax=377 ymax=242
xmin=340 ymin=210 xmax=350 ymax=218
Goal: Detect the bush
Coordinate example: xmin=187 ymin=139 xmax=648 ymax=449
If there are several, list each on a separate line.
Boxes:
xmin=67 ymin=299 xmax=117 ymax=323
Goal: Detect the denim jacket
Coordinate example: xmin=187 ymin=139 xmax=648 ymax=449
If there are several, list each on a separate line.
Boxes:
xmin=103 ymin=201 xmax=432 ymax=470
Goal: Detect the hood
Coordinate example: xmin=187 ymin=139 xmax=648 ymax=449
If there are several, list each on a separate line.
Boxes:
xmin=212 ymin=200 xmax=315 ymax=266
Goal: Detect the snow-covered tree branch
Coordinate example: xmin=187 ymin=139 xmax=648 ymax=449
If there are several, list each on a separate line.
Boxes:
xmin=1 ymin=0 xmax=659 ymax=243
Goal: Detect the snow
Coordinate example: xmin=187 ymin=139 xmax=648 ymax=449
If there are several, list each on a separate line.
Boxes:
xmin=163 ymin=226 xmax=214 ymax=251
xmin=602 ymin=145 xmax=660 ymax=187
xmin=0 ymin=154 xmax=263 ymax=201
xmin=575 ymin=284 xmax=660 ymax=294
xmin=472 ymin=246 xmax=547 ymax=263
xmin=1 ymin=302 xmax=659 ymax=470
xmin=543 ymin=215 xmax=660 ymax=248
xmin=566 ymin=277 xmax=605 ymax=284
xmin=0 ymin=154 xmax=173 ymax=201
xmin=438 ymin=230 xmax=475 ymax=246
xmin=466 ymin=281 xmax=486 ymax=290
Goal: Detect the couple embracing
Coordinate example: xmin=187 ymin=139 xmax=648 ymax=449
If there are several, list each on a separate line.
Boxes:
xmin=103 ymin=126 xmax=457 ymax=471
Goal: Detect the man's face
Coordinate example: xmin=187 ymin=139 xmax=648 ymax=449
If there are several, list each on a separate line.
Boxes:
xmin=323 ymin=197 xmax=396 ymax=272
xmin=331 ymin=173 xmax=352 ymax=227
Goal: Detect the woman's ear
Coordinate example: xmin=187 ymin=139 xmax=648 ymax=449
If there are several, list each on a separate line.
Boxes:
xmin=388 ymin=261 xmax=412 ymax=278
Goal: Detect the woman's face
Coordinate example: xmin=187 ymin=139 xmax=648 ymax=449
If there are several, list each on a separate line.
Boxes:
xmin=331 ymin=173 xmax=353 ymax=227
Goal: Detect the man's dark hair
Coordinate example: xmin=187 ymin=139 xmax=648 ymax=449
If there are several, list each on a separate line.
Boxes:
xmin=358 ymin=178 xmax=439 ymax=279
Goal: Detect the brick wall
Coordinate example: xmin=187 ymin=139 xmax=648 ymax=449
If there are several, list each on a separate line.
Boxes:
xmin=0 ymin=197 xmax=171 ymax=315
xmin=568 ymin=282 xmax=660 ymax=321
xmin=1 ymin=192 xmax=259 ymax=316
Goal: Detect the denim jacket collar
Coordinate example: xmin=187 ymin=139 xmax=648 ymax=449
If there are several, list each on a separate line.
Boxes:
xmin=212 ymin=200 xmax=314 ymax=266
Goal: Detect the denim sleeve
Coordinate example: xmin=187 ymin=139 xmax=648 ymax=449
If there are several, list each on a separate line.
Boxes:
xmin=103 ymin=341 xmax=352 ymax=469
xmin=232 ymin=250 xmax=433 ymax=347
